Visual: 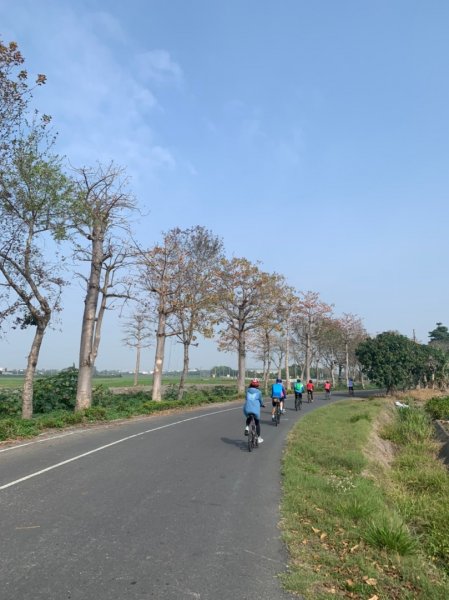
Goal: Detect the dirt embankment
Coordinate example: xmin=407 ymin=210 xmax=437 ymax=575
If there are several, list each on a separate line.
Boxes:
xmin=362 ymin=400 xmax=396 ymax=480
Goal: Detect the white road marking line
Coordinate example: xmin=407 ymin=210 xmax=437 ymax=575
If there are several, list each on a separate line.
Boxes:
xmin=0 ymin=406 xmax=240 ymax=491
xmin=0 ymin=403 xmax=241 ymax=453
xmin=0 ymin=430 xmax=81 ymax=453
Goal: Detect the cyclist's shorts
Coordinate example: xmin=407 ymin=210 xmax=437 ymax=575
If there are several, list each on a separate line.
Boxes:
xmin=294 ymin=391 xmax=302 ymax=398
xmin=272 ymin=398 xmax=281 ymax=407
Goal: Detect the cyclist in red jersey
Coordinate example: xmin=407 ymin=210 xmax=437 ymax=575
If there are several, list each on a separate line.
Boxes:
xmin=306 ymin=379 xmax=314 ymax=402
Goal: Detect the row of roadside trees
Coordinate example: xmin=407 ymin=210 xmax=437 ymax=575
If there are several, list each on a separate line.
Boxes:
xmin=0 ymin=38 xmax=367 ymax=419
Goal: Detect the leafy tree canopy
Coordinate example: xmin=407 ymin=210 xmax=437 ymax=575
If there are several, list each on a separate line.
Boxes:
xmin=356 ymin=331 xmax=418 ymax=393
xmin=428 ymin=322 xmax=449 ymax=350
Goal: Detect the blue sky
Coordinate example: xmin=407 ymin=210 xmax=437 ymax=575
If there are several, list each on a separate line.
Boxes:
xmin=1 ymin=0 xmax=449 ymax=371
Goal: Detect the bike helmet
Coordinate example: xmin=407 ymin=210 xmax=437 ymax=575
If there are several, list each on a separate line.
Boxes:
xmin=250 ymin=378 xmax=260 ymax=387
xmin=276 ymin=378 xmax=282 ymax=383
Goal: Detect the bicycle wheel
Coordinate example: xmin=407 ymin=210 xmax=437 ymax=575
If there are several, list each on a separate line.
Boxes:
xmin=295 ymin=396 xmax=298 ymax=411
xmin=276 ymin=405 xmax=281 ymax=425
xmin=247 ymin=421 xmax=253 ymax=452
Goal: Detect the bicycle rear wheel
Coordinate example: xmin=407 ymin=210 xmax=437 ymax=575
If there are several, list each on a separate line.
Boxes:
xmin=247 ymin=429 xmax=252 ymax=451
xmin=248 ymin=416 xmax=257 ymax=451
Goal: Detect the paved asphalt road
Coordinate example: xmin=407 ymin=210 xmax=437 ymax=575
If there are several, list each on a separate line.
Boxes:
xmin=0 ymin=392 xmax=350 ymax=600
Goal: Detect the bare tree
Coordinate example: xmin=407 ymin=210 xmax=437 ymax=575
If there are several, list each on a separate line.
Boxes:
xmin=316 ymin=317 xmax=343 ymax=385
xmin=216 ymin=258 xmax=284 ymax=395
xmin=122 ymin=309 xmax=153 ymax=385
xmin=167 ymin=226 xmax=224 ymax=400
xmin=137 ymin=228 xmax=187 ymax=401
xmin=71 ymin=162 xmax=136 ymax=410
xmin=269 ymin=333 xmax=286 ymax=380
xmin=338 ymin=313 xmax=367 ymax=383
xmin=252 ymin=324 xmax=278 ymax=392
xmin=292 ymin=291 xmax=333 ymax=382
xmin=275 ymin=289 xmax=299 ymax=390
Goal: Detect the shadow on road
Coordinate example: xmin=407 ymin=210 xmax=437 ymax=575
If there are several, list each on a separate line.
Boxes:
xmin=220 ymin=437 xmax=250 ymax=451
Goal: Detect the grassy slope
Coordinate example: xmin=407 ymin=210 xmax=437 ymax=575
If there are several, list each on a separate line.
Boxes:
xmin=281 ymin=398 xmax=449 ymax=599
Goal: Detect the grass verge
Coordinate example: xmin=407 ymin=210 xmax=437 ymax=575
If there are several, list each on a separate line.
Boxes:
xmin=281 ymin=397 xmax=449 ymax=599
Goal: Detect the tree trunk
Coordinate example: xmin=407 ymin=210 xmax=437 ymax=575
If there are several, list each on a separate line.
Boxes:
xmin=152 ymin=310 xmax=166 ymax=401
xmin=305 ymin=331 xmax=311 ymax=382
xmin=178 ymin=342 xmax=190 ymax=400
xmin=285 ymin=320 xmax=290 ymax=390
xmin=76 ymin=238 xmax=103 ymax=411
xmin=345 ymin=342 xmax=350 ymax=386
xmin=134 ymin=342 xmax=141 ymax=386
xmin=338 ymin=364 xmax=343 ymax=384
xmin=237 ymin=330 xmax=246 ymax=395
xmin=91 ymin=273 xmax=109 ymax=367
xmin=22 ymin=322 xmax=47 ymax=419
xmin=262 ymin=354 xmax=267 ymax=393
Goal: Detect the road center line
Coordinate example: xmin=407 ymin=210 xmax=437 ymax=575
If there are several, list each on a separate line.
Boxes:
xmin=0 ymin=406 xmax=240 ymax=491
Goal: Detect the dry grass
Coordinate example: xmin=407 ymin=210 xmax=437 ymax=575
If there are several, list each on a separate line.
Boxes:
xmin=394 ymin=388 xmax=447 ymax=404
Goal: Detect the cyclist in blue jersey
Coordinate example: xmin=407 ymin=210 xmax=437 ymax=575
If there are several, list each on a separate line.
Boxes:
xmin=271 ymin=378 xmax=286 ymax=421
xmin=243 ymin=378 xmax=265 ymax=443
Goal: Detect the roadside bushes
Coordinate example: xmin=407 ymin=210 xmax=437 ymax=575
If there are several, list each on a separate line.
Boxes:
xmin=33 ymin=367 xmax=78 ymax=413
xmin=0 ymin=388 xmax=21 ymax=416
xmin=0 ymin=381 xmax=238 ymax=442
xmin=425 ymin=396 xmax=449 ymax=420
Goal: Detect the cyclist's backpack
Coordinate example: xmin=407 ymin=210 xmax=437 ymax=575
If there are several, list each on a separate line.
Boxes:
xmin=272 ymin=382 xmax=283 ymax=398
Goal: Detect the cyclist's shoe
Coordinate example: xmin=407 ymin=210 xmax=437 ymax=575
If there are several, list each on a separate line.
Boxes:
xmin=272 ymin=415 xmax=276 ymax=421
xmin=258 ymin=437 xmax=264 ymax=443
xmin=244 ymin=426 xmax=249 ymax=436
xmin=281 ymin=409 xmax=286 ymax=414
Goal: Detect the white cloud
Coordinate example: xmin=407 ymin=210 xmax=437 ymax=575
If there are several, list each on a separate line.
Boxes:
xmin=136 ymin=49 xmax=183 ymax=85
xmin=9 ymin=6 xmax=183 ymax=180
xmin=148 ymin=146 xmax=176 ymax=170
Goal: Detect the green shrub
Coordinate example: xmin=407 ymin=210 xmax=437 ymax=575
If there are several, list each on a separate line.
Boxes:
xmin=83 ymin=406 xmax=108 ymax=421
xmin=0 ymin=417 xmax=40 ymax=440
xmin=33 ymin=367 xmax=78 ymax=413
xmin=163 ymin=385 xmax=179 ymax=400
xmin=0 ymin=388 xmax=22 ymax=416
xmin=39 ymin=414 xmax=66 ymax=429
xmin=425 ymin=396 xmax=449 ymax=420
xmin=92 ymin=384 xmax=114 ymax=406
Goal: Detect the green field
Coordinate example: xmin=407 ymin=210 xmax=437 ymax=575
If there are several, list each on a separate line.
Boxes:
xmin=0 ymin=374 xmax=236 ymax=389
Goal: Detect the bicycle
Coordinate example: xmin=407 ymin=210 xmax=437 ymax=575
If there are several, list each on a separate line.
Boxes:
xmin=294 ymin=393 xmax=302 ymax=411
xmin=325 ymin=389 xmax=331 ymax=399
xmin=247 ymin=413 xmax=259 ymax=452
xmin=273 ymin=401 xmax=281 ymax=426
xmin=307 ymin=389 xmax=313 ymax=403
